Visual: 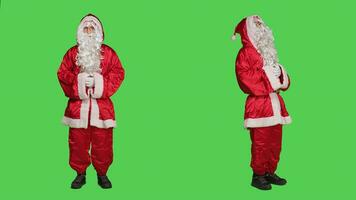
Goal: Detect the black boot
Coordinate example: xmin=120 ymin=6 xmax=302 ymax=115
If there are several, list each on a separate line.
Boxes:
xmin=97 ymin=175 xmax=112 ymax=189
xmin=265 ymin=173 xmax=287 ymax=185
xmin=71 ymin=174 xmax=86 ymax=189
xmin=251 ymin=174 xmax=272 ymax=190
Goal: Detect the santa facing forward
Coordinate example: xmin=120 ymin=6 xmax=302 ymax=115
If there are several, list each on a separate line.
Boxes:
xmin=57 ymin=14 xmax=125 ymax=189
xmin=233 ymin=15 xmax=291 ymax=190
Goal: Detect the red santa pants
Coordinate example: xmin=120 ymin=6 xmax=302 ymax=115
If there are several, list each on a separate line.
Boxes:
xmin=69 ymin=126 xmax=113 ymax=176
xmin=249 ymin=124 xmax=282 ymax=175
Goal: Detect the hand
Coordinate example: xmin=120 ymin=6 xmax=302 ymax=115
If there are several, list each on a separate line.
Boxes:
xmin=85 ymin=76 xmax=95 ymax=88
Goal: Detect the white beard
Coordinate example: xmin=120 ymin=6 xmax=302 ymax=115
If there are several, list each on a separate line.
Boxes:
xmin=76 ymin=32 xmax=102 ymax=73
xmin=255 ymin=23 xmax=279 ymax=68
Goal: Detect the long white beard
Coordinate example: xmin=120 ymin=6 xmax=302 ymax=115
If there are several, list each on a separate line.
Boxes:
xmin=76 ymin=32 xmax=102 ymax=73
xmin=255 ymin=24 xmax=279 ymax=68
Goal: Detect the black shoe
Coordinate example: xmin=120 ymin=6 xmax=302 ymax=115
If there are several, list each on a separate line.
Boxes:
xmin=71 ymin=174 xmax=86 ymax=189
xmin=97 ymin=175 xmax=112 ymax=189
xmin=265 ymin=173 xmax=287 ymax=185
xmin=251 ymin=174 xmax=272 ymax=190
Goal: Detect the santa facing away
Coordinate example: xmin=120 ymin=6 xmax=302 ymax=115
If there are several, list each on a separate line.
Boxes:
xmin=57 ymin=14 xmax=125 ymax=189
xmin=232 ymin=15 xmax=291 ymax=190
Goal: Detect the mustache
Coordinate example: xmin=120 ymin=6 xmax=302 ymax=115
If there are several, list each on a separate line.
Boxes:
xmin=78 ymin=32 xmax=101 ymax=45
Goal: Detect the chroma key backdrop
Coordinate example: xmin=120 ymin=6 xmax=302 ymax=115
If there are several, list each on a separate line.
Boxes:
xmin=0 ymin=0 xmax=355 ymax=199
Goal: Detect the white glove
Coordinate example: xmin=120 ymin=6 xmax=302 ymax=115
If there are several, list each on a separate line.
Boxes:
xmin=272 ymin=65 xmax=281 ymax=77
xmin=85 ymin=76 xmax=95 ymax=88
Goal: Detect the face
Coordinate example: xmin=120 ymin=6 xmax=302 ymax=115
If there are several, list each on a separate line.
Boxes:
xmin=254 ymin=16 xmax=264 ymax=28
xmin=83 ymin=25 xmax=95 ymax=34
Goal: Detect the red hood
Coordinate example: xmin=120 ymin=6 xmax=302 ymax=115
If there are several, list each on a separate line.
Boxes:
xmin=233 ymin=15 xmax=262 ymax=49
xmin=234 ymin=18 xmax=253 ymax=47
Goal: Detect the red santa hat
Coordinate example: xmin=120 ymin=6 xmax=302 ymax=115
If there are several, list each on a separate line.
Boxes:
xmin=231 ymin=17 xmax=246 ymax=41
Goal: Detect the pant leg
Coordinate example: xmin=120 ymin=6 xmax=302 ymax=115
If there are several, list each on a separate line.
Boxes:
xmin=69 ymin=127 xmax=91 ymax=174
xmin=90 ymin=126 xmax=113 ymax=176
xmin=250 ymin=127 xmax=271 ymax=175
xmin=267 ymin=124 xmax=283 ymax=174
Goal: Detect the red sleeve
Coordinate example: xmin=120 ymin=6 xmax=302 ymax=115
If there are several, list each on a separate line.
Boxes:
xmin=57 ymin=49 xmax=80 ymax=99
xmin=235 ymin=48 xmax=273 ymax=96
xmin=280 ymin=75 xmax=291 ymax=91
xmin=279 ymin=65 xmax=291 ymax=92
xmin=92 ymin=48 xmax=125 ymax=99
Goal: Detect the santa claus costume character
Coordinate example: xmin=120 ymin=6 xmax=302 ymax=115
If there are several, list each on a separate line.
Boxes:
xmin=232 ymin=15 xmax=291 ymax=190
xmin=57 ymin=14 xmax=125 ymax=189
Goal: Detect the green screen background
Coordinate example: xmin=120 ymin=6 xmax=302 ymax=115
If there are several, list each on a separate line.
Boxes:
xmin=0 ymin=0 xmax=355 ymax=199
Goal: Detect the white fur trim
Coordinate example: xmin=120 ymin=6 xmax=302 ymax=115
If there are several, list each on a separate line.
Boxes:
xmin=263 ymin=66 xmax=282 ymax=91
xmin=244 ymin=116 xmax=291 ymax=128
xmin=232 ymin=35 xmax=237 ymax=41
xmin=280 ymin=65 xmax=289 ymax=89
xmin=78 ymin=72 xmax=89 ymax=100
xmin=90 ymin=99 xmax=117 ymax=128
xmin=92 ymin=72 xmax=104 ymax=98
xmin=61 ymin=97 xmax=116 ymax=128
xmin=244 ymin=93 xmax=291 ymax=128
xmin=270 ymin=92 xmax=281 ymax=116
xmin=246 ymin=15 xmax=259 ymax=50
xmin=61 ymin=99 xmax=90 ymax=128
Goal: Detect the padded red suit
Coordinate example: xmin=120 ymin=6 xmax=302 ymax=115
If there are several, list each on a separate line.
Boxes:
xmin=58 ymin=14 xmax=124 ymax=176
xmin=234 ymin=16 xmax=292 ymax=175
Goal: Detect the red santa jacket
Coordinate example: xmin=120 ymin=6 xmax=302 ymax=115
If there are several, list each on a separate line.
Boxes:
xmin=57 ymin=14 xmax=125 ymax=128
xmin=234 ymin=16 xmax=291 ymax=128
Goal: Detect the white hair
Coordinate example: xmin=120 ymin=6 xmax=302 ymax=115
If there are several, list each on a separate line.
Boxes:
xmin=76 ymin=22 xmax=103 ymax=73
